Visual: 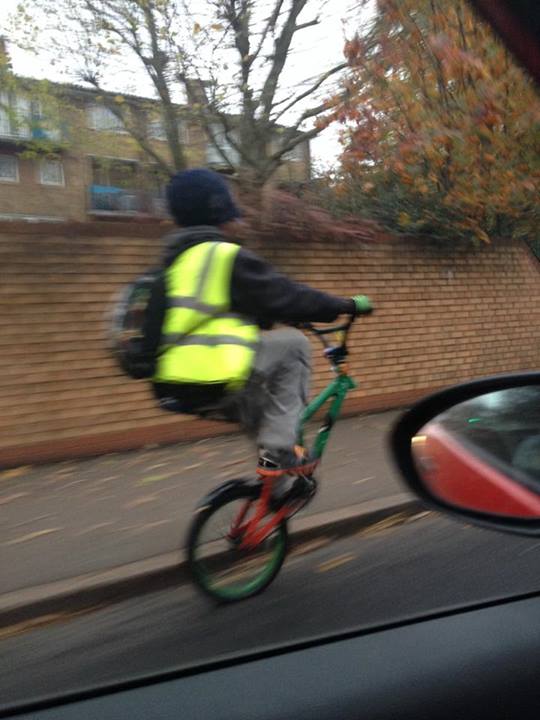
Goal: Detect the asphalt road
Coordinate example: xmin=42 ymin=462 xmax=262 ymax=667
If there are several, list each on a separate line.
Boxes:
xmin=2 ymin=512 xmax=540 ymax=709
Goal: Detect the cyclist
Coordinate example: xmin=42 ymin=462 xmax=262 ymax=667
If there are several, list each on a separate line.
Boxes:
xmin=144 ymin=168 xmax=372 ymax=490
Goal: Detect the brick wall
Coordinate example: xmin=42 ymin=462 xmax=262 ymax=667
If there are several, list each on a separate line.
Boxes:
xmin=0 ymin=220 xmax=538 ymax=467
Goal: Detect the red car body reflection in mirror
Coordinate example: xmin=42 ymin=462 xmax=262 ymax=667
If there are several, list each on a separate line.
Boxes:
xmin=413 ymin=422 xmax=540 ymax=518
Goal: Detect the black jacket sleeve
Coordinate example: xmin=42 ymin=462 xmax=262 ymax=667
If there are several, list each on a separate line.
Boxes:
xmin=230 ymin=248 xmax=355 ymax=326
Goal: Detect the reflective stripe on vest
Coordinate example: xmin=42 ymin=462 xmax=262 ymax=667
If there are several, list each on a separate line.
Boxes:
xmin=153 ymin=241 xmax=259 ymax=388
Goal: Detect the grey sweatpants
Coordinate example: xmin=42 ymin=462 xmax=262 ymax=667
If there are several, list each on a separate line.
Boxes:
xmin=234 ymin=328 xmax=311 ymax=450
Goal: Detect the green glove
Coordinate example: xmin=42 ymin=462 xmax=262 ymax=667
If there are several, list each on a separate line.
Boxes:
xmin=352 ymin=295 xmax=373 ymax=315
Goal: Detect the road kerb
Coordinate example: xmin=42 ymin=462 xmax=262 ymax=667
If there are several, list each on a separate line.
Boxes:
xmin=0 ymin=494 xmax=424 ymax=629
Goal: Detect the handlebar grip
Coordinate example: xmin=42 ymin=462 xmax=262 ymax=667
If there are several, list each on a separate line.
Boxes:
xmin=357 ymin=305 xmax=373 ymax=316
xmin=352 ymin=295 xmax=374 ymax=316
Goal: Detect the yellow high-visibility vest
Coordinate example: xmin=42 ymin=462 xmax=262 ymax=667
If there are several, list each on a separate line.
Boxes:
xmin=154 ymin=241 xmax=259 ymax=388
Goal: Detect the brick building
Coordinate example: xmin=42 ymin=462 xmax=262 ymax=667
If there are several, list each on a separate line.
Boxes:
xmin=0 ymin=71 xmax=310 ymax=223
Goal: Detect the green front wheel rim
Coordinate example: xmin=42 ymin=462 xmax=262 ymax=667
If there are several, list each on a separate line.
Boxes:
xmin=192 ymin=529 xmax=287 ymax=601
xmin=188 ymin=488 xmax=289 ymax=602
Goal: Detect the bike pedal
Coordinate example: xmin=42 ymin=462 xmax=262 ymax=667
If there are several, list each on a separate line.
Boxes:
xmin=273 ymin=475 xmax=317 ymax=515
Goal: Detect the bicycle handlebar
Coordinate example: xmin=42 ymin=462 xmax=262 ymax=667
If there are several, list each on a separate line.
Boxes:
xmin=300 ymin=314 xmax=354 ymax=338
xmin=298 ymin=314 xmax=356 ymax=360
xmin=299 ymin=305 xmax=373 ymax=367
xmin=305 ymin=319 xmax=354 ymax=336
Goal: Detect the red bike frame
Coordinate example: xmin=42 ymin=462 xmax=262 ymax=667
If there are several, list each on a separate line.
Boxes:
xmin=229 ymin=475 xmax=314 ymax=550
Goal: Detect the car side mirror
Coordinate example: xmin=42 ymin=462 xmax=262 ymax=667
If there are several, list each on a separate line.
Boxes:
xmin=390 ymin=373 xmax=540 ymax=536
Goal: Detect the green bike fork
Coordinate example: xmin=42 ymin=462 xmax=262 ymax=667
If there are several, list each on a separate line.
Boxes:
xmin=298 ymin=373 xmax=357 ymax=459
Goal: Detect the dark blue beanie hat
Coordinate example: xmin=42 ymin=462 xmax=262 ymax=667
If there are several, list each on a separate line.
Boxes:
xmin=166 ymin=168 xmax=241 ymax=226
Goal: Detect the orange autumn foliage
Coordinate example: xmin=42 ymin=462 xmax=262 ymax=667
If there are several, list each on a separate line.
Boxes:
xmin=333 ymin=0 xmax=540 ymax=247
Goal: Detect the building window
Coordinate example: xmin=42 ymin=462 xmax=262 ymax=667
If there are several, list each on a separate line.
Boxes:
xmin=283 ymin=143 xmax=305 ymax=162
xmin=148 ymin=117 xmax=189 ymax=144
xmin=0 ymin=93 xmax=11 ymax=136
xmin=30 ymin=99 xmax=62 ymax=142
xmin=206 ymin=123 xmax=240 ymax=166
xmin=87 ymin=105 xmax=126 ymax=133
xmin=148 ymin=119 xmax=166 ymax=141
xmin=0 ymin=92 xmax=31 ymax=139
xmin=0 ymin=154 xmax=19 ymax=182
xmin=89 ymin=156 xmax=141 ymax=213
xmin=40 ymin=159 xmax=64 ymax=186
xmin=0 ymin=93 xmax=61 ymax=141
xmin=90 ymin=156 xmax=138 ymax=188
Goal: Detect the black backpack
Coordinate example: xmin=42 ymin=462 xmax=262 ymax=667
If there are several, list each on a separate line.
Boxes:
xmin=108 ymin=271 xmax=161 ymax=380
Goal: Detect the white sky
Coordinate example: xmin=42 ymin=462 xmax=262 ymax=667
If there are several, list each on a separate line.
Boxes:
xmin=0 ymin=0 xmax=374 ymax=169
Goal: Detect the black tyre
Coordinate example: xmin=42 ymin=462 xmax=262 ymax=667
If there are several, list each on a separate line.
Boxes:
xmin=187 ymin=480 xmax=288 ymax=603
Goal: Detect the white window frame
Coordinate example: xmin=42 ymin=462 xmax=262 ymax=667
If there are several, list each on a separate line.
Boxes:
xmin=39 ymin=158 xmax=65 ymax=186
xmin=0 ymin=154 xmax=19 ymax=183
xmin=87 ymin=104 xmax=127 ymax=134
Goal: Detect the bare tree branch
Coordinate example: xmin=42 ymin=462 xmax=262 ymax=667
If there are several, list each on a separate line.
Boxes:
xmin=294 ymin=17 xmax=319 ymax=31
xmin=80 ymin=0 xmax=186 ymax=170
xmin=251 ymin=0 xmax=286 ymax=63
xmin=220 ymin=0 xmax=257 ymax=127
xmin=266 ymin=87 xmax=347 ymax=170
xmin=265 ymin=122 xmax=326 ymax=179
xmin=259 ymin=0 xmax=309 ymax=122
xmin=271 ymin=61 xmax=347 ymax=121
xmin=140 ymin=1 xmax=186 ymax=170
xmin=175 ymin=63 xmax=254 ymax=169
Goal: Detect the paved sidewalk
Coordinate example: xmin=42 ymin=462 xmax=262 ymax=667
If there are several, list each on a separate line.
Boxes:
xmin=0 ymin=410 xmax=406 ymax=596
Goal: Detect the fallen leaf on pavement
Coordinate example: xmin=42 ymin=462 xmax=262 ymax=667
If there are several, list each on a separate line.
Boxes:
xmin=12 ymin=513 xmax=55 ymax=528
xmin=0 ymin=492 xmax=30 ymax=505
xmin=129 ymin=520 xmax=172 ymax=535
xmin=290 ymin=537 xmax=331 ymax=557
xmin=0 ymin=467 xmax=32 ymax=481
xmin=93 ymin=476 xmax=119 ymax=485
xmin=137 ymin=472 xmax=177 ymax=485
xmin=0 ymin=606 xmax=106 ymax=641
xmin=180 ymin=462 xmax=203 ymax=471
xmin=5 ymin=528 xmax=62 ymax=545
xmin=74 ymin=521 xmax=116 ymax=536
xmin=316 ymin=553 xmax=356 ymax=573
xmin=124 ymin=495 xmax=158 ymax=509
xmin=358 ymin=513 xmax=409 ymax=537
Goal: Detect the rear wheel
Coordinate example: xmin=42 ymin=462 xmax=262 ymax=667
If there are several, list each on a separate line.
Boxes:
xmin=187 ymin=481 xmax=288 ymax=603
